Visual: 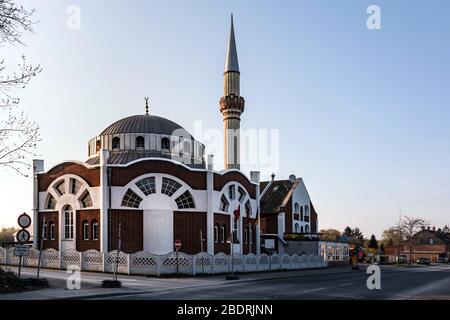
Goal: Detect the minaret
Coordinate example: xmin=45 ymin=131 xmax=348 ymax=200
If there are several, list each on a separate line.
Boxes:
xmin=220 ymin=14 xmax=245 ymax=170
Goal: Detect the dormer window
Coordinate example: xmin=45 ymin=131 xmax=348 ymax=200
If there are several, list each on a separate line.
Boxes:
xmin=112 ymin=137 xmax=120 ymax=150
xmin=136 ymin=136 xmax=145 ymax=149
xmin=161 ymin=137 xmax=170 ymax=151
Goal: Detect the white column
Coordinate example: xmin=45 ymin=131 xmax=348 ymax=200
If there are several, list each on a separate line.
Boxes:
xmin=206 ymin=155 xmax=214 ymax=254
xmin=100 ymin=149 xmax=110 ymax=253
xmin=32 ymin=160 xmax=44 ymax=249
xmin=250 ymin=171 xmax=261 ymax=254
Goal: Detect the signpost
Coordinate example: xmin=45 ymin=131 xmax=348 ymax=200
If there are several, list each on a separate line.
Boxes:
xmin=15 ymin=213 xmax=32 ymax=279
xmin=175 ymin=239 xmax=181 ymax=276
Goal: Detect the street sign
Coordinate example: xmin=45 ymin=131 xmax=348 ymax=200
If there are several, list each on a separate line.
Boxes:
xmin=14 ymin=245 xmax=29 ymax=257
xmin=174 ymin=239 xmax=182 ymax=251
xmin=18 ymin=213 xmax=32 ymax=229
xmin=16 ymin=229 xmax=30 ymax=244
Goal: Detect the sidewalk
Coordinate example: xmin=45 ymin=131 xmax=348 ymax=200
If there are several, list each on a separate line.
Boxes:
xmin=0 ymin=265 xmax=356 ymax=300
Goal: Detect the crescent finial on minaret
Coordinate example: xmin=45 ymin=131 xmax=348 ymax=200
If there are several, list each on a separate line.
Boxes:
xmin=144 ymin=97 xmax=149 ymax=115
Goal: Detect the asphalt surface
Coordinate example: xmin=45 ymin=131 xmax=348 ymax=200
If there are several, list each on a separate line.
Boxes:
xmin=102 ymin=264 xmax=450 ymax=300
xmin=2 ymin=264 xmax=450 ymax=300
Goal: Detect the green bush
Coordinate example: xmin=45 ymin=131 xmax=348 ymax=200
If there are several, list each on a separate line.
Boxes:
xmin=0 ymin=266 xmax=28 ymax=293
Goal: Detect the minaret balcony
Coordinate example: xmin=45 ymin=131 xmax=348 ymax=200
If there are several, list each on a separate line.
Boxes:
xmin=219 ymin=95 xmax=245 ymax=115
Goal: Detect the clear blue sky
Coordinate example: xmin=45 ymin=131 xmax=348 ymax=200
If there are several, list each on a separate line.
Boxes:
xmin=1 ymin=0 xmax=449 ymax=238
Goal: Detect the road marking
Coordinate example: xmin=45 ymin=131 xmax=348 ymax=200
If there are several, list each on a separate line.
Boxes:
xmin=338 ymin=282 xmax=354 ymax=287
xmin=302 ymin=287 xmax=325 ymax=293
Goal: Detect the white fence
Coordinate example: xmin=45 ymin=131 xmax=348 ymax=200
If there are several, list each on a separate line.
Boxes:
xmin=0 ymin=246 xmax=327 ymax=277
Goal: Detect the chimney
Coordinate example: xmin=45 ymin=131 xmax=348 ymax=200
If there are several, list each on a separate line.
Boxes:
xmin=207 ymin=154 xmax=214 ymax=171
xmin=432 ymin=226 xmax=436 ymax=231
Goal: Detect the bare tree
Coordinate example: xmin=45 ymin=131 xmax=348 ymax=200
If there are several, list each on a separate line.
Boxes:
xmin=396 ymin=216 xmax=429 ymax=265
xmin=0 ymin=0 xmax=42 ymax=176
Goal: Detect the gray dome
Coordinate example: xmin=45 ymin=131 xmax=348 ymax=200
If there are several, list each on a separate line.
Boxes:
xmin=100 ymin=115 xmax=192 ymax=138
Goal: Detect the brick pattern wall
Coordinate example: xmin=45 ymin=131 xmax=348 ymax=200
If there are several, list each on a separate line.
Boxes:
xmin=173 ymin=212 xmax=207 ymax=254
xmin=109 ymin=209 xmax=143 ymax=253
xmin=38 ymin=212 xmax=59 ymax=250
xmin=76 ymin=209 xmax=100 ymax=252
xmin=38 ymin=162 xmax=100 ymax=191
xmin=213 ymin=172 xmax=256 ymax=199
xmin=260 ymin=216 xmax=278 ymax=234
xmin=214 ymin=213 xmax=230 ymax=254
xmin=110 ymin=160 xmax=207 ymax=189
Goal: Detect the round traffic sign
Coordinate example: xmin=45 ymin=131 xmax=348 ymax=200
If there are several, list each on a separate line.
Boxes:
xmin=16 ymin=229 xmax=30 ymax=244
xmin=18 ymin=213 xmax=32 ymax=229
xmin=174 ymin=239 xmax=182 ymax=250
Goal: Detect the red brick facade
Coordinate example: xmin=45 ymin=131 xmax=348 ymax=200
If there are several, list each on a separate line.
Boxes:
xmin=214 ymin=171 xmax=256 ymax=198
xmin=110 ymin=160 xmax=207 ymax=189
xmin=109 ymin=209 xmax=144 ymax=253
xmin=38 ymin=162 xmax=100 ymax=192
xmin=38 ymin=211 xmax=59 ymax=250
xmin=173 ymin=211 xmax=207 ymax=254
xmin=214 ymin=213 xmax=231 ymax=254
xmin=76 ymin=209 xmax=100 ymax=252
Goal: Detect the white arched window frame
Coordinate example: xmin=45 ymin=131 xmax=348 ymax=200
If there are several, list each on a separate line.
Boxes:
xmin=304 ymin=205 xmax=310 ymax=222
xmin=64 ymin=206 xmax=74 ymax=240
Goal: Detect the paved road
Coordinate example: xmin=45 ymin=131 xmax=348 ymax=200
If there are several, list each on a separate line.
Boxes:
xmin=102 ymin=264 xmax=450 ymax=300
xmin=2 ymin=264 xmax=450 ymax=300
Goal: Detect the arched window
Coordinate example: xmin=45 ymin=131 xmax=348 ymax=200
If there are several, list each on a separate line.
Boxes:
xmin=54 ymin=180 xmax=65 ymax=196
xmin=228 ymin=185 xmax=236 ymax=200
xmin=121 ymin=188 xmax=143 ymax=208
xmin=294 ymin=203 xmax=300 ymax=214
xmin=305 ymin=205 xmax=310 ymax=222
xmin=136 ymin=177 xmax=156 ymax=196
xmin=305 ymin=225 xmax=310 ymax=233
xmin=214 ymin=224 xmax=219 ymax=243
xmin=96 ymin=140 xmax=101 ymax=153
xmin=294 ymin=223 xmax=300 ymax=233
xmin=220 ymin=195 xmax=229 ymax=212
xmin=82 ymin=220 xmax=89 ymax=240
xmin=46 ymin=194 xmax=56 ymax=210
xmin=70 ymin=178 xmax=81 ymax=195
xmin=112 ymin=137 xmax=120 ymax=150
xmin=161 ymin=137 xmax=170 ymax=151
xmin=245 ymin=200 xmax=251 ymax=217
xmin=92 ymin=220 xmax=99 ymax=241
xmin=161 ymin=177 xmax=182 ymax=196
xmin=136 ymin=136 xmax=145 ymax=149
xmin=183 ymin=140 xmax=190 ymax=154
xmin=79 ymin=191 xmax=92 ymax=208
xmin=175 ymin=190 xmax=195 ymax=209
xmin=237 ymin=186 xmax=246 ymax=203
xmin=49 ymin=221 xmax=55 ymax=240
xmin=64 ymin=206 xmax=74 ymax=240
xmin=300 ymin=206 xmax=304 ymax=221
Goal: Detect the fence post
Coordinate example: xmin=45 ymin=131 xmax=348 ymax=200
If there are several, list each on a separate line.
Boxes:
xmin=126 ymin=253 xmax=130 ymax=275
xmin=156 ymin=255 xmax=161 ymax=277
xmin=192 ymin=254 xmax=196 ymax=276
xmin=256 ymin=254 xmax=259 ymax=272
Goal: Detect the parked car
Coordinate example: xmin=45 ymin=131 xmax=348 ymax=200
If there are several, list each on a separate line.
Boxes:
xmin=436 ymin=257 xmax=448 ymax=264
xmin=397 ymin=255 xmax=408 ymax=264
xmin=416 ymin=257 xmax=431 ymax=265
